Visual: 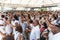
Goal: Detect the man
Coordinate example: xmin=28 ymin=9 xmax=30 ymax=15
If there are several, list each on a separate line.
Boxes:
xmin=46 ymin=17 xmax=60 ymax=40
xmin=20 ymin=15 xmax=27 ymax=40
xmin=0 ymin=15 xmax=6 ymax=40
xmin=51 ymin=17 xmax=60 ymax=40
xmin=11 ymin=16 xmax=19 ymax=35
xmin=4 ymin=17 xmax=13 ymax=35
xmin=30 ymin=20 xmax=40 ymax=40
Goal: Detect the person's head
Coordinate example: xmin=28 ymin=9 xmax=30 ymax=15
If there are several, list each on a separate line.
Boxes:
xmin=1 ymin=15 xmax=5 ymax=18
xmin=14 ymin=15 xmax=19 ymax=20
xmin=4 ymin=17 xmax=8 ymax=21
xmin=15 ymin=22 xmax=19 ymax=27
xmin=12 ymin=16 xmax=17 ymax=21
xmin=4 ymin=17 xmax=10 ymax=24
xmin=21 ymin=15 xmax=25 ymax=22
xmin=16 ymin=26 xmax=22 ymax=33
xmin=43 ymin=22 xmax=48 ymax=28
xmin=33 ymin=20 xmax=39 ymax=26
xmin=8 ymin=14 xmax=13 ymax=20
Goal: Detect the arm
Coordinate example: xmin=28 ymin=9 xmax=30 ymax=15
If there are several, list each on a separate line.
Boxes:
xmin=46 ymin=18 xmax=52 ymax=27
xmin=5 ymin=20 xmax=16 ymax=28
xmin=0 ymin=31 xmax=6 ymax=38
xmin=0 ymin=24 xmax=4 ymax=26
xmin=26 ymin=28 xmax=31 ymax=32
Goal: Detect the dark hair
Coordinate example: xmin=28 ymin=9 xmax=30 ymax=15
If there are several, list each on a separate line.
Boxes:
xmin=16 ymin=26 xmax=23 ymax=33
xmin=1 ymin=15 xmax=5 ymax=18
xmin=28 ymin=14 xmax=30 ymax=19
xmin=55 ymin=25 xmax=60 ymax=28
xmin=14 ymin=15 xmax=19 ymax=20
xmin=43 ymin=22 xmax=48 ymax=28
xmin=39 ymin=17 xmax=42 ymax=20
xmin=29 ymin=20 xmax=33 ymax=23
xmin=53 ymin=14 xmax=58 ymax=20
xmin=5 ymin=17 xmax=8 ymax=20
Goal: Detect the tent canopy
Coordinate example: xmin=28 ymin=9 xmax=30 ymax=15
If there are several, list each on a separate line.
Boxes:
xmin=0 ymin=0 xmax=60 ymax=7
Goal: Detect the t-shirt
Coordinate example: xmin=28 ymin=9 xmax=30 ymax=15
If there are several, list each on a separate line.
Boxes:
xmin=0 ymin=20 xmax=5 ymax=40
xmin=14 ymin=31 xmax=22 ymax=40
xmin=0 ymin=19 xmax=4 ymax=25
xmin=21 ymin=22 xmax=27 ymax=32
xmin=30 ymin=25 xmax=40 ymax=40
xmin=48 ymin=31 xmax=53 ymax=40
xmin=52 ymin=32 xmax=60 ymax=40
xmin=5 ymin=25 xmax=12 ymax=35
xmin=11 ymin=20 xmax=19 ymax=35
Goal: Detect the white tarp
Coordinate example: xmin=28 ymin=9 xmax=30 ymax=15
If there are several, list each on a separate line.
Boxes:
xmin=0 ymin=0 xmax=60 ymax=7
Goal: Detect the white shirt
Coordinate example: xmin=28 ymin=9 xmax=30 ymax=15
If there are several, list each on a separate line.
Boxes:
xmin=11 ymin=20 xmax=19 ymax=34
xmin=0 ymin=20 xmax=5 ymax=40
xmin=30 ymin=25 xmax=40 ymax=40
xmin=5 ymin=24 xmax=12 ymax=35
xmin=20 ymin=22 xmax=27 ymax=32
xmin=48 ymin=31 xmax=53 ymax=40
xmin=51 ymin=20 xmax=57 ymax=25
xmin=0 ymin=20 xmax=4 ymax=25
xmin=51 ymin=32 xmax=60 ymax=40
xmin=0 ymin=26 xmax=5 ymax=40
xmin=14 ymin=31 xmax=22 ymax=40
xmin=58 ymin=15 xmax=60 ymax=18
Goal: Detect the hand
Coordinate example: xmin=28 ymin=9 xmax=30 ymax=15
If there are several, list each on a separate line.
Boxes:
xmin=5 ymin=20 xmax=10 ymax=24
xmin=0 ymin=31 xmax=6 ymax=38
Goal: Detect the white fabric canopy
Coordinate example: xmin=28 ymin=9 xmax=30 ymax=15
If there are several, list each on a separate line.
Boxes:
xmin=0 ymin=0 xmax=60 ymax=7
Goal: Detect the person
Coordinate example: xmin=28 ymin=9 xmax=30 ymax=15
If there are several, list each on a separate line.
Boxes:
xmin=51 ymin=14 xmax=58 ymax=25
xmin=30 ymin=20 xmax=40 ymax=40
xmin=25 ymin=19 xmax=32 ymax=40
xmin=41 ymin=29 xmax=49 ymax=40
xmin=3 ymin=17 xmax=14 ymax=40
xmin=14 ymin=23 xmax=23 ymax=40
xmin=46 ymin=17 xmax=60 ymax=40
xmin=1 ymin=15 xmax=5 ymax=20
xmin=0 ymin=15 xmax=6 ymax=40
xmin=13 ymin=12 xmax=19 ymax=20
xmin=4 ymin=17 xmax=13 ymax=35
xmin=20 ymin=15 xmax=27 ymax=40
xmin=11 ymin=16 xmax=19 ymax=35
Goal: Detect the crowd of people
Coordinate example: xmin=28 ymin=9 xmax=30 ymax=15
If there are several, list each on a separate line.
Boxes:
xmin=0 ymin=11 xmax=60 ymax=40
